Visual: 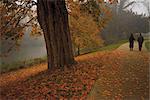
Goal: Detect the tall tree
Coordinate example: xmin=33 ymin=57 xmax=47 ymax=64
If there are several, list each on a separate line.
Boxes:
xmin=37 ymin=0 xmax=75 ymax=69
xmin=1 ymin=0 xmax=117 ymax=69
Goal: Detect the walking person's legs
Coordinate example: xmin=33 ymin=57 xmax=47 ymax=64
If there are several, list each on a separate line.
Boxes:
xmin=139 ymin=47 xmax=141 ymax=51
xmin=138 ymin=43 xmax=141 ymax=51
xmin=139 ymin=45 xmax=142 ymax=51
xmin=130 ymin=43 xmax=134 ymax=51
xmin=139 ymin=43 xmax=143 ymax=51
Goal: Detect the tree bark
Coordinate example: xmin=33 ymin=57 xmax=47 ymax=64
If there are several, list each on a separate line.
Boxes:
xmin=37 ymin=0 xmax=75 ymax=69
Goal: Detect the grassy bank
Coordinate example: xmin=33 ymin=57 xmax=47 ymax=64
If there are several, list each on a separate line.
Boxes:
xmin=0 ymin=56 xmax=47 ymax=73
xmin=145 ymin=41 xmax=150 ymax=52
xmin=95 ymin=40 xmax=128 ymax=51
xmin=78 ymin=40 xmax=128 ymax=55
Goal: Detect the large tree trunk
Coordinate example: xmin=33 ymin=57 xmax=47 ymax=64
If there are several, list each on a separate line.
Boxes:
xmin=37 ymin=0 xmax=75 ymax=69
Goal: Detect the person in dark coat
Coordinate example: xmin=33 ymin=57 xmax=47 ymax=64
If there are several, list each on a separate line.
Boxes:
xmin=129 ymin=33 xmax=135 ymax=51
xmin=137 ymin=33 xmax=144 ymax=51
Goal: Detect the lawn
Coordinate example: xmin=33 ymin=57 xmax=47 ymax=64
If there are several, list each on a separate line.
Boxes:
xmin=79 ymin=40 xmax=128 ymax=55
xmin=95 ymin=40 xmax=128 ymax=51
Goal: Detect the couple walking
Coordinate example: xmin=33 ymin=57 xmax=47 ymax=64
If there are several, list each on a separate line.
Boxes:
xmin=129 ymin=33 xmax=144 ymax=51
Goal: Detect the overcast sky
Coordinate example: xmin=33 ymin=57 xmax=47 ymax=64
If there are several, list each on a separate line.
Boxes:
xmin=33 ymin=0 xmax=149 ymax=16
xmin=103 ymin=0 xmax=149 ymax=16
xmin=126 ymin=0 xmax=150 ymax=16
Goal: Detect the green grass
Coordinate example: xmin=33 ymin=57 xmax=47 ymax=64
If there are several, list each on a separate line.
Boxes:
xmin=78 ymin=40 xmax=128 ymax=55
xmin=96 ymin=40 xmax=128 ymax=51
xmin=145 ymin=41 xmax=150 ymax=52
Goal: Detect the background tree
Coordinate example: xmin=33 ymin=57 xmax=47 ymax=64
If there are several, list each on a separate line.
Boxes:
xmin=101 ymin=0 xmax=149 ymax=44
xmin=69 ymin=0 xmax=112 ymax=55
xmin=70 ymin=14 xmax=103 ymax=55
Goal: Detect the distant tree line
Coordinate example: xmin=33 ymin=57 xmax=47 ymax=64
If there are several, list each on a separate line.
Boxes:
xmin=101 ymin=0 xmax=149 ymax=44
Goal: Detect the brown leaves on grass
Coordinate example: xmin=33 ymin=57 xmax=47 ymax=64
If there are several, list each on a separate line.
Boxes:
xmin=0 ymin=63 xmax=47 ymax=87
xmin=1 ymin=49 xmax=149 ymax=99
xmin=1 ymin=52 xmax=106 ymax=99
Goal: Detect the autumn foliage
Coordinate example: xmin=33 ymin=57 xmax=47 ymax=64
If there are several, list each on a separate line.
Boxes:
xmin=1 ymin=52 xmax=106 ymax=99
xmin=0 ymin=0 xmax=37 ymax=56
xmin=68 ymin=0 xmax=112 ymax=53
xmin=1 ymin=48 xmax=149 ymax=99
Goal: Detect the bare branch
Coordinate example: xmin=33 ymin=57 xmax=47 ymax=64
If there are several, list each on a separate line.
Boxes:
xmin=123 ymin=1 xmax=136 ymax=9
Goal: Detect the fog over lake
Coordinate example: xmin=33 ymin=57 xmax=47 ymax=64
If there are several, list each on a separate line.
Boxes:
xmin=1 ymin=29 xmax=47 ymax=64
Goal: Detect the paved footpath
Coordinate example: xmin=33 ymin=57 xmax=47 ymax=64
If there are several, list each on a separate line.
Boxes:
xmin=87 ymin=42 xmax=150 ymax=100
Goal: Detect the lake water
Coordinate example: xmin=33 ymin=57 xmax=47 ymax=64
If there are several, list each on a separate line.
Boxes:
xmin=1 ymin=32 xmax=47 ymax=64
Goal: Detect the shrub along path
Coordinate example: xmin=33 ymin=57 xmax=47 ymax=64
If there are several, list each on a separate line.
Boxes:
xmin=0 ymin=42 xmax=149 ymax=99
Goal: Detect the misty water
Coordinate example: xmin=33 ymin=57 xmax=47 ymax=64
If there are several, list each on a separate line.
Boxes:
xmin=1 ymin=32 xmax=47 ymax=64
